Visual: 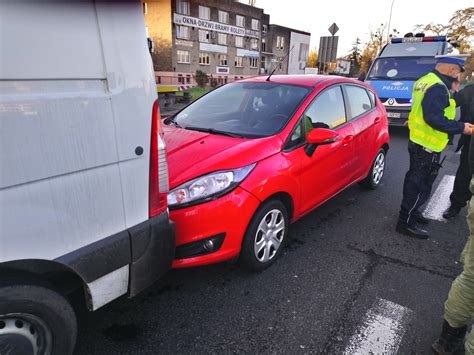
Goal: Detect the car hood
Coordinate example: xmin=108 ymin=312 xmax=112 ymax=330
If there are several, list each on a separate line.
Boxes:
xmin=163 ymin=125 xmax=283 ymax=189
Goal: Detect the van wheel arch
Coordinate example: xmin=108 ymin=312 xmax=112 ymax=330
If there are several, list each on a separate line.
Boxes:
xmin=0 ymin=260 xmax=91 ymax=311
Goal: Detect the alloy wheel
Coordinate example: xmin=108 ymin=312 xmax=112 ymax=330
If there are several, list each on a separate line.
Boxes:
xmin=254 ymin=209 xmax=285 ymax=263
xmin=372 ymin=151 xmax=385 ymax=185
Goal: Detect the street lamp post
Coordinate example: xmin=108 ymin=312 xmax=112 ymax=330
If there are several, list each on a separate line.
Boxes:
xmin=386 ymin=0 xmax=395 ymax=42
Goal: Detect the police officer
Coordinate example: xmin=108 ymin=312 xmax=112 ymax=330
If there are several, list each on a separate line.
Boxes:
xmin=443 ymin=83 xmax=474 ymax=219
xmin=397 ymin=54 xmax=472 ymax=239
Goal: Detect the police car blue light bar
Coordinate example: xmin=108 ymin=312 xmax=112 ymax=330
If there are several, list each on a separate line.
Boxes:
xmin=391 ymin=36 xmax=447 ymax=44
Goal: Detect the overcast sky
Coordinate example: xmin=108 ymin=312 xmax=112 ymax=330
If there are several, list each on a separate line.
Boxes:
xmin=246 ymin=0 xmax=472 ymax=56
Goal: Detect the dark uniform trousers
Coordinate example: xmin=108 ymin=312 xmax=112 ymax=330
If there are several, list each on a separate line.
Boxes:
xmin=399 ymin=141 xmax=441 ymax=224
xmin=450 ymin=140 xmax=472 ymax=208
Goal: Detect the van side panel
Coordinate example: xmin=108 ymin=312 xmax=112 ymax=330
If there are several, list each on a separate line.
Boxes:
xmin=0 ymin=1 xmax=105 ymax=80
xmin=95 ymin=2 xmax=157 ymax=229
xmin=0 ymin=2 xmax=126 ymax=261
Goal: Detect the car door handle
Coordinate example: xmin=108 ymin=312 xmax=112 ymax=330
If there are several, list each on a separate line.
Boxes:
xmin=374 ymin=117 xmax=381 ymax=124
xmin=342 ymin=135 xmax=353 ymax=146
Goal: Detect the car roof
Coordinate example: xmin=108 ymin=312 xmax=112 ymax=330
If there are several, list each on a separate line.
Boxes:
xmin=237 ymin=74 xmax=362 ymax=88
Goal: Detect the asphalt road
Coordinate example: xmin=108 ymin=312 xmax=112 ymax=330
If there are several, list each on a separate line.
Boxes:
xmin=75 ymin=127 xmax=469 ymax=354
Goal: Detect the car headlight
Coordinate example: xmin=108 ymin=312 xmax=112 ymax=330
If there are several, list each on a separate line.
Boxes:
xmin=168 ymin=163 xmax=256 ymax=209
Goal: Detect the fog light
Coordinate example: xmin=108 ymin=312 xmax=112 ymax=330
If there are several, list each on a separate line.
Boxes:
xmin=203 ymin=239 xmax=214 ymax=251
xmin=175 ymin=233 xmax=226 ymax=259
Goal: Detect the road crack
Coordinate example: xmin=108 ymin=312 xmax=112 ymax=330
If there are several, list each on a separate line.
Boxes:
xmin=321 ymin=248 xmax=379 ymax=353
xmin=347 ymin=244 xmax=458 ymax=279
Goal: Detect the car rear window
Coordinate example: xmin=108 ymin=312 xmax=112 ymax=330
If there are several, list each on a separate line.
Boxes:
xmin=171 ymin=82 xmax=310 ymax=138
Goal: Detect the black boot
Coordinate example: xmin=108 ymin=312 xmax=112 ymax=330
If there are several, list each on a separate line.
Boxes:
xmin=396 ymin=221 xmax=430 ymax=239
xmin=432 ymin=320 xmax=467 ymax=354
xmin=413 ymin=212 xmax=430 ymax=225
xmin=443 ymin=205 xmax=461 ymax=219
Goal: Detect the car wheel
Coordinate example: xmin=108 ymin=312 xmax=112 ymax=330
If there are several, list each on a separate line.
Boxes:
xmin=240 ymin=199 xmax=289 ymax=271
xmin=360 ymin=148 xmax=386 ymax=189
xmin=0 ymin=283 xmax=77 ymax=355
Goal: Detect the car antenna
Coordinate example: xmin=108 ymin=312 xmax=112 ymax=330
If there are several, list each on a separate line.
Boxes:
xmin=266 ymin=45 xmax=295 ymax=81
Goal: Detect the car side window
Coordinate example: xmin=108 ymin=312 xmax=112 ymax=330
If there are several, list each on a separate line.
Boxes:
xmin=345 ymin=85 xmax=373 ymax=119
xmin=367 ymin=89 xmax=376 ymax=108
xmin=304 ymin=86 xmax=347 ymax=129
xmin=288 ymin=120 xmax=305 ymax=146
xmin=284 ymin=115 xmax=314 ymax=150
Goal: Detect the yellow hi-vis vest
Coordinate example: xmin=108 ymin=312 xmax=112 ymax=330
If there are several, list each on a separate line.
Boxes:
xmin=408 ymin=72 xmax=456 ymax=152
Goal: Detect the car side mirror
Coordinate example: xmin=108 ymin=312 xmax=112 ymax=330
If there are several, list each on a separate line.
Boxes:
xmin=305 ymin=128 xmax=339 ymax=157
xmin=306 ymin=128 xmax=339 ymax=144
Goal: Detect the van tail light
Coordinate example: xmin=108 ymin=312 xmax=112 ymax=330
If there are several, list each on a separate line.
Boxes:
xmin=149 ymin=99 xmax=169 ymax=218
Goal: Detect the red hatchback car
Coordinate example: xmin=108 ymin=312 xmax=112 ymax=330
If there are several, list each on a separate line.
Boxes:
xmin=163 ymin=75 xmax=389 ymax=271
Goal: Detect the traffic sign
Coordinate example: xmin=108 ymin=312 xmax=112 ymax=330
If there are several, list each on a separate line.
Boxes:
xmin=328 ymin=23 xmax=339 ymax=36
xmin=318 ymin=36 xmax=339 ymax=63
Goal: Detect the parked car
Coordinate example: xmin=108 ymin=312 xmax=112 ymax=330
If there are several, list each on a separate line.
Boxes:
xmin=0 ymin=1 xmax=174 ymax=353
xmin=163 ymin=75 xmax=389 ymax=271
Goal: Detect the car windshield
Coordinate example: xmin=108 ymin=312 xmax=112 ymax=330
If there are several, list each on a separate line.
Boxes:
xmin=367 ymin=56 xmax=436 ymax=81
xmin=169 ymin=82 xmax=310 ymax=138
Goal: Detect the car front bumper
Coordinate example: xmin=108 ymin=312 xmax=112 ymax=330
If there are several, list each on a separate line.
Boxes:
xmin=169 ymin=186 xmax=261 ymax=268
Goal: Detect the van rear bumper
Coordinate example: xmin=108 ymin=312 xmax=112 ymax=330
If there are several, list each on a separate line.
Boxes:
xmin=56 ymin=212 xmax=175 ymax=299
xmin=128 ymin=212 xmax=176 ymax=297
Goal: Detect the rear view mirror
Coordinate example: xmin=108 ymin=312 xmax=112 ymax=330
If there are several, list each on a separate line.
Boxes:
xmin=305 ymin=128 xmax=339 ymax=157
xmin=306 ymin=128 xmax=339 ymax=145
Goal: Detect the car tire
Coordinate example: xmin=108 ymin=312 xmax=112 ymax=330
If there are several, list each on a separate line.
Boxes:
xmin=360 ymin=148 xmax=386 ymax=190
xmin=240 ymin=199 xmax=289 ymax=272
xmin=0 ymin=283 xmax=77 ymax=355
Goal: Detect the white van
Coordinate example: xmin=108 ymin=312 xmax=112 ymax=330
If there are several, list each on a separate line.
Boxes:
xmin=0 ymin=1 xmax=175 ymax=353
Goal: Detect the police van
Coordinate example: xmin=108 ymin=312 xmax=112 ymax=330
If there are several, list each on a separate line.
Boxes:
xmin=365 ymin=34 xmax=457 ymax=126
xmin=0 ymin=1 xmax=175 ymax=353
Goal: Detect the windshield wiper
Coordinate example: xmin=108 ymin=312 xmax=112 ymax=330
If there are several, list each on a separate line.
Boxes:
xmin=184 ymin=126 xmax=245 ymax=138
xmin=165 ymin=116 xmax=182 ymax=128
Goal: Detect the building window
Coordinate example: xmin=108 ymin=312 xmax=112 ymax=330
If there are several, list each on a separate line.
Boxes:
xmin=261 ymin=38 xmax=266 ymax=52
xmin=250 ymin=38 xmax=258 ymax=50
xmin=176 ymin=26 xmax=189 ymax=40
xmin=251 ymin=19 xmax=259 ymax=31
xmin=262 ymin=24 xmax=268 ymax=34
xmin=199 ymin=30 xmax=209 ymax=43
xmin=219 ymin=10 xmax=229 ymax=24
xmin=186 ymin=74 xmax=191 ymax=84
xmin=235 ymin=56 xmax=244 ymax=67
xmin=218 ymin=33 xmax=227 ymax=45
xmin=143 ymin=2 xmax=148 ymax=15
xmin=177 ymin=74 xmax=184 ymax=84
xmin=199 ymin=52 xmax=210 ymax=65
xmin=250 ymin=57 xmax=258 ymax=68
xmin=276 ymin=36 xmax=285 ymax=50
xmin=176 ymin=0 xmax=190 ymax=15
xmin=219 ymin=54 xmax=228 ymax=66
xmin=145 ymin=26 xmax=149 ymax=38
xmin=299 ymin=43 xmax=309 ymax=62
xmin=235 ymin=36 xmax=244 ymax=48
xmin=177 ymin=50 xmax=190 ymax=64
xmin=236 ymin=15 xmax=245 ymax=28
xmin=199 ymin=5 xmax=210 ymax=20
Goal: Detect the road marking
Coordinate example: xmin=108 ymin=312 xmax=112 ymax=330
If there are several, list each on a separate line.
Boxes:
xmin=423 ymin=175 xmax=455 ymax=222
xmin=344 ymin=298 xmax=413 ymax=354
